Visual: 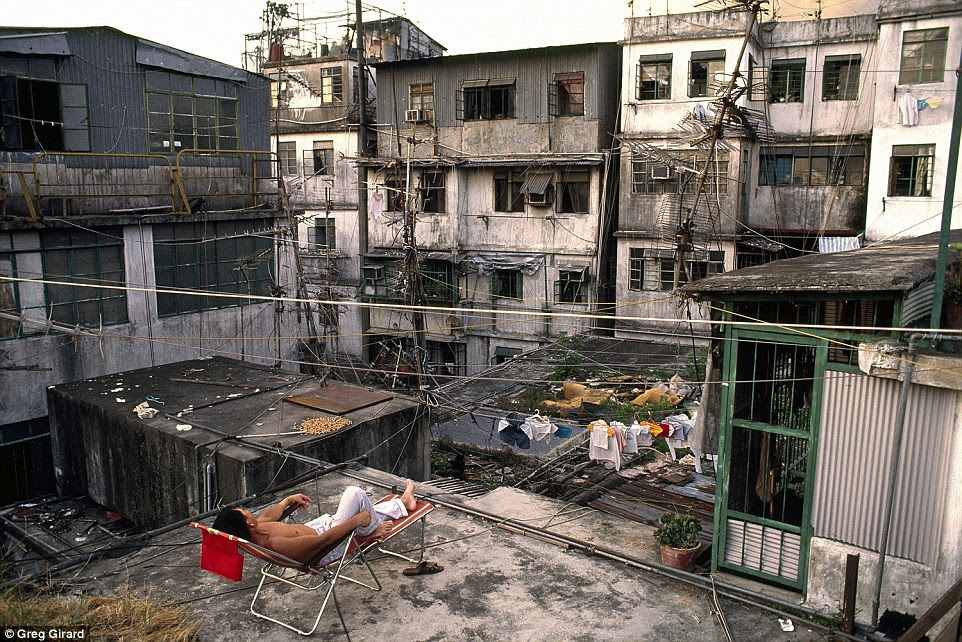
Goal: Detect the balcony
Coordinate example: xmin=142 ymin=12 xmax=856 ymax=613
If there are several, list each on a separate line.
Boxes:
xmin=0 ymin=150 xmax=284 ymax=219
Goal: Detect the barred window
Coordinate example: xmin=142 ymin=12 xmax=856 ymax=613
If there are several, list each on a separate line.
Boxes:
xmin=760 ymin=146 xmax=865 ymax=187
xmin=41 ymin=228 xmax=127 ymax=327
xmin=153 ymin=220 xmax=274 ymax=316
xmin=628 ymin=248 xmax=645 ymax=291
xmin=823 ymin=55 xmax=860 ymax=101
xmin=769 ymin=59 xmax=805 ymax=103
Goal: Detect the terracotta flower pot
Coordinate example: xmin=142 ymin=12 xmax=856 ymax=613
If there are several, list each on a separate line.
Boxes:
xmin=660 ymin=544 xmax=700 ymax=572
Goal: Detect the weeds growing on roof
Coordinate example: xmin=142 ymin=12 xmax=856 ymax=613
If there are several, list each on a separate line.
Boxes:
xmin=0 ymin=584 xmax=201 ymax=641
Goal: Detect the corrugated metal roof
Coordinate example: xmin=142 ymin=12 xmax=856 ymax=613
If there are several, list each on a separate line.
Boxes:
xmin=136 ymin=39 xmax=247 ymax=82
xmin=0 ymin=32 xmax=70 ymax=56
xmin=519 ymin=174 xmax=551 ymax=195
xmin=685 ymin=229 xmax=962 ymax=296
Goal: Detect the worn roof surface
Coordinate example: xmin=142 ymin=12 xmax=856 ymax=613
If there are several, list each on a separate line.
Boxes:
xmin=18 ymin=468 xmax=825 ymax=641
xmin=683 ymin=230 xmax=962 ymax=297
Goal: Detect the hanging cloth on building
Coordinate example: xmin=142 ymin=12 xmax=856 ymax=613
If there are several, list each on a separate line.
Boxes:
xmin=898 ymin=93 xmax=919 ymax=126
xmin=631 ymin=419 xmax=653 ymax=448
xmin=523 ymin=410 xmax=557 ymax=443
xmin=370 ymin=190 xmax=385 ymax=223
xmin=618 ymin=421 xmax=638 ymax=454
xmin=497 ymin=412 xmax=530 ymax=449
xmin=588 ymin=420 xmax=625 ymax=471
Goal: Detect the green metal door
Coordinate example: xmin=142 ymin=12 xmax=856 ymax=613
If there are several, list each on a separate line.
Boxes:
xmin=713 ymin=328 xmax=826 ymax=590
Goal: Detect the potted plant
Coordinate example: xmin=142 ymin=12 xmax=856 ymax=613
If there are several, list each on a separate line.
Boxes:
xmin=653 ymin=511 xmax=701 ymax=572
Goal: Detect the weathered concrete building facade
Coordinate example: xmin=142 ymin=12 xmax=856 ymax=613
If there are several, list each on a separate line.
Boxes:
xmin=615 ymin=1 xmax=961 ymax=340
xmin=364 ymin=43 xmax=621 ymax=375
xmin=249 ymin=13 xmax=444 ymax=362
xmin=0 ymin=27 xmax=296 ymax=501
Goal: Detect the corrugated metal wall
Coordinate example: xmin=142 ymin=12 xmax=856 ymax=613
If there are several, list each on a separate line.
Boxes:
xmin=377 ymin=44 xmax=620 ymax=131
xmin=49 ymin=28 xmax=268 ymax=155
xmin=813 ymin=370 xmax=958 ymax=565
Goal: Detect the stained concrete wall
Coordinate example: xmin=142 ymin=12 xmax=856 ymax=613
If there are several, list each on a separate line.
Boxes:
xmin=864 ymin=15 xmax=962 ymax=241
xmin=0 ymin=215 xmax=299 ymax=427
xmin=374 ymin=43 xmax=621 ymax=158
xmin=46 ymin=358 xmax=429 ymax=529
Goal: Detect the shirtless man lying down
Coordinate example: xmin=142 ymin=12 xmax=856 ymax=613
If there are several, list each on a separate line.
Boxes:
xmin=212 ymin=481 xmax=418 ymax=565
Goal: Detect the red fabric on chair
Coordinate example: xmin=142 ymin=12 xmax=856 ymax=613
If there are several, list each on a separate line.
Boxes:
xmin=200 ymin=528 xmax=244 ymax=581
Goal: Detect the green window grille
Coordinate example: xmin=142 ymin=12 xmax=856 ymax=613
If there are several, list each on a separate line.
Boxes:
xmin=889 ymin=144 xmax=935 ymax=197
xmin=899 ymin=28 xmax=948 ymax=84
xmin=41 ymin=227 xmax=127 ymax=327
xmin=768 ymin=59 xmax=805 ymax=103
xmin=146 ymin=70 xmax=238 ymax=154
xmin=153 ymin=219 xmax=274 ymax=317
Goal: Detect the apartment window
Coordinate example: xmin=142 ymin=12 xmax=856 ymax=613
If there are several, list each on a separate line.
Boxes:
xmin=319 ymin=66 xmax=343 ymax=104
xmin=689 ymin=51 xmax=725 ymax=98
xmin=768 ymin=59 xmax=805 ymax=103
xmin=760 ymin=146 xmax=865 ymax=187
xmin=153 ymin=219 xmax=274 ymax=316
xmin=628 ymin=248 xmax=645 ymax=291
xmin=277 ymin=141 xmax=297 ymax=176
xmin=426 ymin=340 xmax=464 ymax=376
xmin=311 ymin=141 xmax=334 ymax=176
xmin=491 ymin=269 xmax=522 ymax=300
xmin=422 ymin=259 xmax=456 ymax=303
xmin=41 ymin=228 xmax=127 ymax=327
xmin=420 ymin=171 xmax=445 ymax=213
xmin=558 ymin=172 xmax=589 ymax=213
xmin=458 ymin=79 xmax=516 ymax=120
xmin=889 ymin=144 xmax=934 ymax=197
xmin=555 ymin=268 xmax=586 ymax=303
xmin=899 ymin=28 xmax=948 ymax=84
xmin=409 ymin=83 xmax=434 ymax=120
xmin=822 ymin=55 xmax=860 ymax=101
xmin=550 ymin=72 xmax=585 ymax=116
xmin=385 ymin=174 xmax=407 ymax=211
xmin=659 ymin=251 xmax=724 ymax=290
xmin=637 ymin=55 xmax=672 ymax=101
xmin=308 ymin=218 xmax=336 ymax=250
xmin=146 ymin=70 xmax=237 ymax=153
xmin=494 ymin=172 xmax=525 ymax=212
xmin=0 ymin=246 xmax=18 ymax=339
xmin=631 ymin=153 xmax=728 ymax=195
xmin=0 ymin=73 xmax=90 ymax=152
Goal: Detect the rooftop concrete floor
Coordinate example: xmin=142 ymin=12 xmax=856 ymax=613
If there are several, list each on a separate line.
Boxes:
xmin=64 ymin=468 xmax=830 ymax=641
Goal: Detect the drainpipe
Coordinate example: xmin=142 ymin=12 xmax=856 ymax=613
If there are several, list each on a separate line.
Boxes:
xmin=871 ymin=333 xmax=921 ymax=626
xmin=929 ymin=50 xmax=962 ymax=328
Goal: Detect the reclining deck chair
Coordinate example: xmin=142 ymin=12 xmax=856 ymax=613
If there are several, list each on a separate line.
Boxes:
xmin=191 ymin=494 xmax=434 ymax=636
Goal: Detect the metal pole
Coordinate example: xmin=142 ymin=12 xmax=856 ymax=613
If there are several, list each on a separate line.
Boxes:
xmin=871 ymin=335 xmax=918 ymax=626
xmin=930 ymin=50 xmax=962 ymax=328
xmin=356 ymin=0 xmax=371 ymax=355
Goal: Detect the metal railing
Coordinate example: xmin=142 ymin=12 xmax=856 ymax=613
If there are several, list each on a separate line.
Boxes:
xmin=0 ymin=150 xmax=283 ymax=218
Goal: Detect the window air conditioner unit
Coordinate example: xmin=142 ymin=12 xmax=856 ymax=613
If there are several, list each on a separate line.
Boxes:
xmin=525 ymin=191 xmax=550 ymax=206
xmin=404 ymin=109 xmax=426 ymax=123
xmin=651 ymin=165 xmax=672 ymax=180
